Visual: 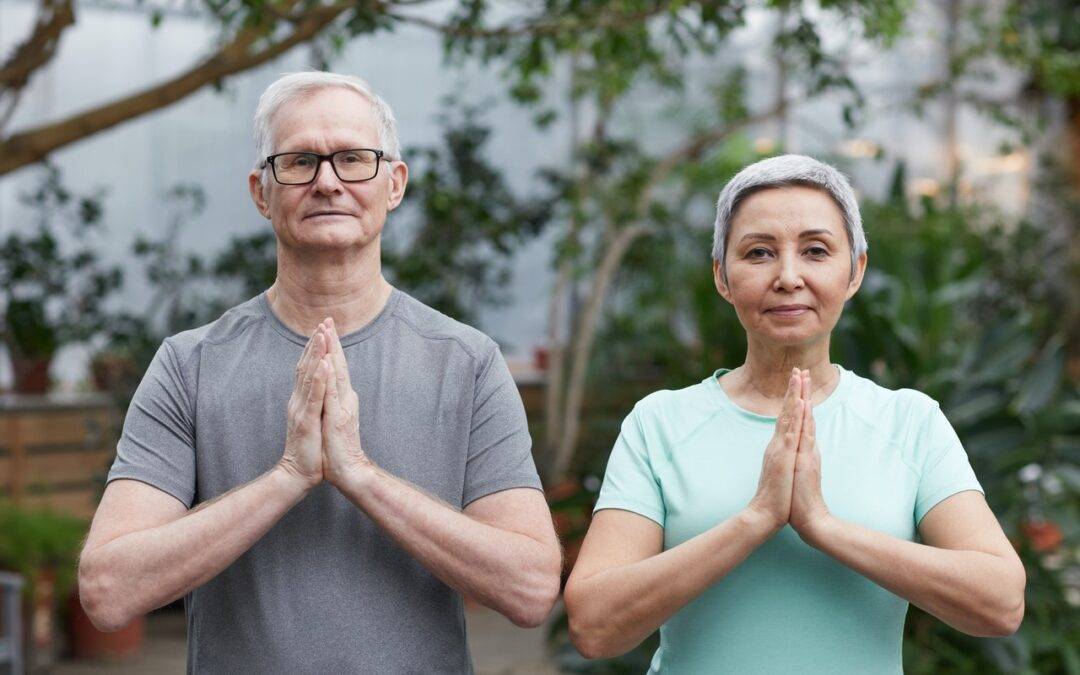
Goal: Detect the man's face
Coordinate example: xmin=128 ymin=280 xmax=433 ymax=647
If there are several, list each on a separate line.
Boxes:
xmin=248 ymin=87 xmax=408 ymax=253
xmin=713 ymin=185 xmax=866 ymax=348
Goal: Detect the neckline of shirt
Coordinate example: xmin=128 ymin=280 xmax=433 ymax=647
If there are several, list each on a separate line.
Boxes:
xmin=705 ymin=364 xmax=850 ymax=425
xmin=257 ymin=287 xmax=403 ymax=347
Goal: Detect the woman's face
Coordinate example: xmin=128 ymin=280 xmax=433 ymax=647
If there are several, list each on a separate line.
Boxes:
xmin=714 ymin=185 xmax=866 ymax=348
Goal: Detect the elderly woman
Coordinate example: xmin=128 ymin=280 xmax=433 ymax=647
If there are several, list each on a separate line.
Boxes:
xmin=563 ymin=154 xmax=1025 ymax=673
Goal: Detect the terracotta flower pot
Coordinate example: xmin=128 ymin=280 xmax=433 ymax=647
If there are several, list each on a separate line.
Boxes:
xmin=66 ymin=591 xmax=145 ymax=660
xmin=11 ymin=355 xmax=52 ymax=394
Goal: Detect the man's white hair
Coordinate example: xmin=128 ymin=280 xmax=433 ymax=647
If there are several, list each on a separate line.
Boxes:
xmin=712 ymin=154 xmax=867 ymax=282
xmin=252 ymin=71 xmax=402 ymax=184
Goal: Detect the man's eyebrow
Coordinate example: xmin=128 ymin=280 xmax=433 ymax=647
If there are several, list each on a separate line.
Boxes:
xmin=737 ymin=229 xmax=835 ymax=244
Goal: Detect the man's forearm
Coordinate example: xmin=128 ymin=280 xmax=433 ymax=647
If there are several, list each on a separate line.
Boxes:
xmin=79 ymin=466 xmax=310 ymax=631
xmin=336 ymin=464 xmax=559 ymax=627
xmin=804 ymin=515 xmax=1025 ymax=637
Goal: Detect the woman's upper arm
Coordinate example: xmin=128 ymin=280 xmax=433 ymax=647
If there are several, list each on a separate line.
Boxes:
xmin=918 ymin=490 xmax=1019 ymax=563
xmin=568 ymin=508 xmax=664 ymax=584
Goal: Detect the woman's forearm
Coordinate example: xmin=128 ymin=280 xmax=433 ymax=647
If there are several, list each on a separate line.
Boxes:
xmin=565 ymin=508 xmax=776 ymax=659
xmin=803 ymin=515 xmax=1025 ymax=636
xmin=78 ymin=466 xmax=310 ymax=631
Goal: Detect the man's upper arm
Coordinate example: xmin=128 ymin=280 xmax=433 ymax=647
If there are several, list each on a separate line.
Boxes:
xmin=462 ymin=342 xmax=542 ymax=506
xmin=463 ymin=487 xmax=557 ymax=549
xmin=83 ymin=479 xmax=188 ymax=556
xmin=108 ymin=339 xmax=198 ymax=508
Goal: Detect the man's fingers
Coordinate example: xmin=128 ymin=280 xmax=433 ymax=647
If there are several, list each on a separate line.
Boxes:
xmin=300 ymin=331 xmax=325 ymax=402
xmin=295 ymin=326 xmax=319 ymax=384
xmin=325 ymin=318 xmax=351 ymax=399
xmin=307 ymin=357 xmax=330 ymax=414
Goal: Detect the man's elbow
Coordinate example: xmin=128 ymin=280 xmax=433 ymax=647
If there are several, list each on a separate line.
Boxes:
xmin=78 ymin=556 xmax=136 ymax=633
xmin=504 ymin=569 xmax=560 ymax=628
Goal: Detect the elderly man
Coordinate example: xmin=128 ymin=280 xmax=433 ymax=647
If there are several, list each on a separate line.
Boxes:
xmin=78 ymin=71 xmax=561 ymax=673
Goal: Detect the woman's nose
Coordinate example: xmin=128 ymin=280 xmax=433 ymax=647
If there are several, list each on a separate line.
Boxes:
xmin=774 ymin=253 xmax=805 ymax=291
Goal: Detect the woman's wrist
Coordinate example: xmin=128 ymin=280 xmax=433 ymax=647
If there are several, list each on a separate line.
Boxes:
xmin=737 ymin=506 xmax=784 ymax=540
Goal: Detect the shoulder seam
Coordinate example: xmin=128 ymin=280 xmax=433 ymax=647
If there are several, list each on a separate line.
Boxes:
xmin=386 ymin=311 xmax=486 ymax=365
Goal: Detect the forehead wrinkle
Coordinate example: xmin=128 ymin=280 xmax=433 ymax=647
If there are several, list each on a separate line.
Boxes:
xmin=271 ymin=93 xmax=380 ymax=155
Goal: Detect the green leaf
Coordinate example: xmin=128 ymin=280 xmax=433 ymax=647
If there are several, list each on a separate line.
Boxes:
xmin=1012 ymin=336 xmax=1064 ymax=415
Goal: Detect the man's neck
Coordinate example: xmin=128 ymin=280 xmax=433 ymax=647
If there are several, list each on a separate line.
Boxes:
xmin=267 ymin=243 xmax=393 ymax=338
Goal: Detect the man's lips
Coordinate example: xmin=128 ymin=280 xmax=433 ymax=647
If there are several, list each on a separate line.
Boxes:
xmin=304 ymin=211 xmax=354 ymax=219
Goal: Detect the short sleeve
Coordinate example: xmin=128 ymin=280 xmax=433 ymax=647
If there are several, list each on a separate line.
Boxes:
xmin=107 ymin=339 xmax=197 ymax=508
xmin=462 ymin=344 xmax=542 ymax=507
xmin=914 ymin=402 xmax=983 ymax=525
xmin=593 ymin=405 xmax=665 ymax=527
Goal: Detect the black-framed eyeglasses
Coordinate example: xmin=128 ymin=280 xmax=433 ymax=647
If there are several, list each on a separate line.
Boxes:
xmin=264 ymin=148 xmax=386 ymax=185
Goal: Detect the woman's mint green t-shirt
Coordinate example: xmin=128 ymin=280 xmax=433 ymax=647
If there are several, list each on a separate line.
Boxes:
xmin=593 ymin=365 xmax=983 ymax=675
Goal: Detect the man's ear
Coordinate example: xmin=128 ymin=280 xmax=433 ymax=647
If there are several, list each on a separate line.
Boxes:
xmin=845 ymin=252 xmax=868 ymax=301
xmin=713 ymin=259 xmax=734 ymax=305
xmin=385 ymin=160 xmax=409 ymax=212
xmin=248 ymin=170 xmax=271 ymax=220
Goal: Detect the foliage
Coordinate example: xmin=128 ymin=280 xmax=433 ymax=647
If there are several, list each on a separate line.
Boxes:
xmin=0 ymin=164 xmax=122 ymax=361
xmin=0 ymin=502 xmax=85 ymax=600
xmin=384 ymin=102 xmax=554 ymax=323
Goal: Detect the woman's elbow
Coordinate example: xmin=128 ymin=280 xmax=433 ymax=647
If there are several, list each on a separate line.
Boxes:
xmin=564 ymin=583 xmax=624 ymax=660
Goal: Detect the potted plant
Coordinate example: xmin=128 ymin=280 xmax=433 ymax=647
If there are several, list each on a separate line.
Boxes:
xmin=0 ymin=164 xmax=122 ymax=394
xmin=0 ymin=502 xmax=85 ymax=669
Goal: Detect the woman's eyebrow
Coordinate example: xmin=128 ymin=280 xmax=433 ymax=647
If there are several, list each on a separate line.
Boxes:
xmin=737 ymin=229 xmax=835 ymax=245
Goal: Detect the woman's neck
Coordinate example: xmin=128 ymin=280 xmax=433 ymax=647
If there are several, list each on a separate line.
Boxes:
xmin=267 ymin=241 xmax=392 ymax=338
xmin=721 ymin=335 xmax=840 ymax=414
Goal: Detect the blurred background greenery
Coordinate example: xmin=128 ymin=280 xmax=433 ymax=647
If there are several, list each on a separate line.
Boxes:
xmin=0 ymin=0 xmax=1077 ymax=672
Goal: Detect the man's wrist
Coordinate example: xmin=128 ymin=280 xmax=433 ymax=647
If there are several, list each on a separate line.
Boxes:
xmin=332 ymin=456 xmax=380 ymax=497
xmin=273 ymin=461 xmax=320 ymax=496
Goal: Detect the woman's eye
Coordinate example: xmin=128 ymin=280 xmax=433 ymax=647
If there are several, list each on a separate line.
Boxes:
xmin=806 ymin=246 xmax=829 ymax=257
xmin=747 ymin=248 xmax=772 ymax=259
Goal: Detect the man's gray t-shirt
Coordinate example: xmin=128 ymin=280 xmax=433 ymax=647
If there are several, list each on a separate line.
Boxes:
xmin=107 ymin=288 xmax=542 ymax=674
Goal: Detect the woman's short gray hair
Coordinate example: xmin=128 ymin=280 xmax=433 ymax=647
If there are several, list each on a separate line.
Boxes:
xmin=252 ymin=71 xmax=401 ymax=183
xmin=712 ymin=154 xmax=867 ymax=281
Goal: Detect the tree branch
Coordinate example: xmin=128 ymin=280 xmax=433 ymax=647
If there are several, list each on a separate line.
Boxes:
xmin=0 ymin=0 xmax=75 ymax=90
xmin=0 ymin=0 xmax=352 ymax=176
xmin=549 ymin=103 xmax=788 ymax=479
xmin=387 ymin=4 xmax=673 ymax=39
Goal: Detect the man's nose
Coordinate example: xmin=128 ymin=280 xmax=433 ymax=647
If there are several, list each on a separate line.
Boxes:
xmin=311 ymin=158 xmax=343 ymax=194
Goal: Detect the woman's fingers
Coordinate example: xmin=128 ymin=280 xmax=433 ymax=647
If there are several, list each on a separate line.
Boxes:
xmin=777 ymin=368 xmax=801 ymax=430
xmin=799 ymin=386 xmax=813 ymax=453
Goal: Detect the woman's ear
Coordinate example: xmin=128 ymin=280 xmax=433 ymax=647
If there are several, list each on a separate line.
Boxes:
xmin=845 ymin=252 xmax=868 ymax=301
xmin=714 ymin=259 xmax=734 ymax=305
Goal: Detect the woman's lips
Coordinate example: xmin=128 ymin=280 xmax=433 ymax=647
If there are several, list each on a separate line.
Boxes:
xmin=767 ymin=306 xmax=810 ymax=317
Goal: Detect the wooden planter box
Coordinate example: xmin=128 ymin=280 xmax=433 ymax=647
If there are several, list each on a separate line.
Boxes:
xmin=0 ymin=392 xmax=119 ymax=519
